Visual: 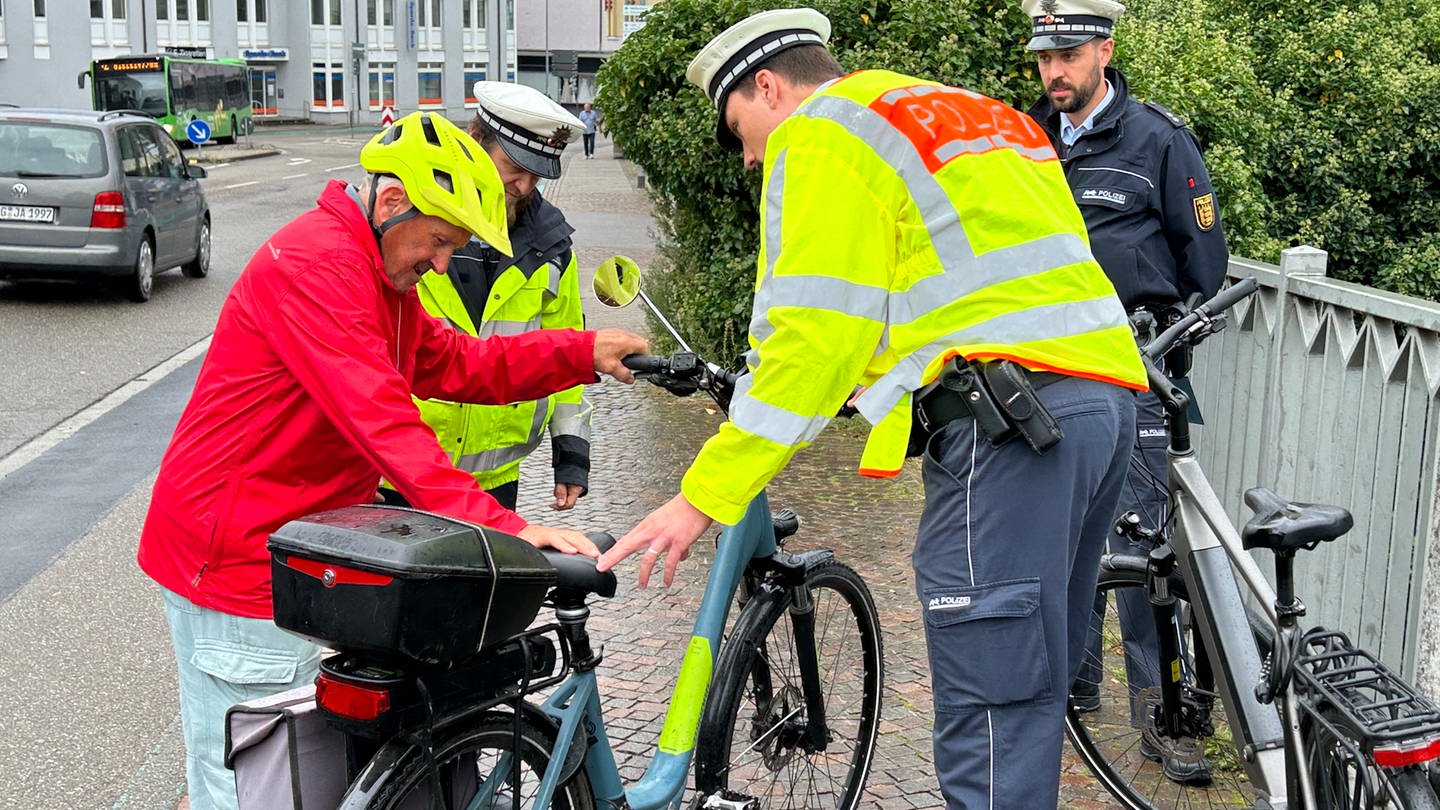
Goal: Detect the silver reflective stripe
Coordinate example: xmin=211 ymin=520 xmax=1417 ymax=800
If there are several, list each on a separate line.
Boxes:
xmin=751 ymin=150 xmax=790 ymax=347
xmin=888 ymin=232 xmax=1092 ymax=325
xmin=752 ymin=95 xmax=1086 ymax=329
xmin=478 ymin=316 xmax=543 ymax=338
xmin=545 ymin=259 xmax=563 ymax=298
xmin=729 ymin=373 xmax=830 ymax=447
xmin=853 ymin=295 xmax=1126 ymax=422
xmin=455 ymin=397 xmax=550 ymax=473
xmin=550 ymin=398 xmax=592 ymax=441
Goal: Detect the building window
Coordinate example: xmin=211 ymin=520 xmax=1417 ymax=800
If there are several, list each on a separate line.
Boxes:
xmin=462 ymin=0 xmax=484 ymax=28
xmin=313 ymin=62 xmax=344 ymax=108
xmin=157 ymin=0 xmax=212 ymax=43
xmin=368 ymin=62 xmax=395 ymax=110
xmin=90 ymin=0 xmax=128 ymax=46
xmin=238 ymin=0 xmax=265 ymax=21
xmin=367 ymin=0 xmax=391 ymax=26
xmin=312 ymin=0 xmax=340 ymax=25
xmin=417 ymin=62 xmax=442 ymax=107
xmin=32 ymin=0 xmax=46 ymax=46
xmin=464 ymin=64 xmax=484 ymax=104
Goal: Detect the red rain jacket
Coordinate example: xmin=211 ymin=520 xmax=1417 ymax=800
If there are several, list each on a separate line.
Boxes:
xmin=138 ymin=180 xmax=597 ymax=618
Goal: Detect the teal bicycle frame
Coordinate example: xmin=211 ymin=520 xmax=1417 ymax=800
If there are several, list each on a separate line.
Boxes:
xmin=482 ymin=493 xmax=780 ymax=810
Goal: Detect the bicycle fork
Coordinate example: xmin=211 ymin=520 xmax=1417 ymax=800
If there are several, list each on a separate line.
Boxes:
xmin=787 ymin=580 xmax=831 ymax=753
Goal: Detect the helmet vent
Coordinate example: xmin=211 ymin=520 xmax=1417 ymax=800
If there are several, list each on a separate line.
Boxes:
xmin=432 ymin=169 xmax=454 ymax=193
xmin=419 ymin=114 xmax=441 ymax=147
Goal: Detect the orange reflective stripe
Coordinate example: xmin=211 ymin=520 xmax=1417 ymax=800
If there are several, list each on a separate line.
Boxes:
xmin=869 ymin=84 xmax=1057 ymax=173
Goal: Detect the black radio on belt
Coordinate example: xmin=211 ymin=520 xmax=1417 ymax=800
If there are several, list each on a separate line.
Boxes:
xmin=910 ymin=358 xmax=1065 ymax=456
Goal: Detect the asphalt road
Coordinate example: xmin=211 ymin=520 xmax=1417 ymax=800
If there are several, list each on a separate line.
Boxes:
xmin=0 ymin=128 xmax=385 ymax=810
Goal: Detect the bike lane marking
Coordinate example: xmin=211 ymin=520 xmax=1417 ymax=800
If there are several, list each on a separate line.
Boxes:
xmin=0 ymin=337 xmax=209 ymax=603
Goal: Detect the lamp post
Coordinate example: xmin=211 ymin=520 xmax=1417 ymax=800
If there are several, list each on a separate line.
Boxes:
xmin=544 ymin=0 xmax=551 ymax=96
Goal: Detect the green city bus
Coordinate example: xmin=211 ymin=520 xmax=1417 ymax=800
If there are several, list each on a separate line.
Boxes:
xmin=79 ymin=54 xmax=253 ymax=144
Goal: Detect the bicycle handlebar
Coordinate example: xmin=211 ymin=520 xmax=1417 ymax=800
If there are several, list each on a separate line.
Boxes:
xmin=1142 ymin=276 xmax=1259 ymax=362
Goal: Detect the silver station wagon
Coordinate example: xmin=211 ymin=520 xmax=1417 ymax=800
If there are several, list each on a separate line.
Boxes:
xmin=0 ymin=107 xmax=210 ymax=302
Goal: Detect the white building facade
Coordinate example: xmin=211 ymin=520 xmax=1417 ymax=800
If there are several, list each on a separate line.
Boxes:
xmin=0 ymin=0 xmax=662 ymax=123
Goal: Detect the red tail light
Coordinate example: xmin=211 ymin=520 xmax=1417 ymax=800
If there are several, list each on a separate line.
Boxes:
xmin=1372 ymin=736 xmax=1440 ymax=767
xmin=90 ymin=191 xmax=126 ymax=229
xmin=316 ymin=673 xmax=391 ymax=721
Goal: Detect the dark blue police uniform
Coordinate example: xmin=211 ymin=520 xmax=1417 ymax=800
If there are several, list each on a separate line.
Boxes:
xmin=1028 ymin=68 xmax=1229 ymax=777
xmin=1027 ymin=67 xmax=1228 ymax=311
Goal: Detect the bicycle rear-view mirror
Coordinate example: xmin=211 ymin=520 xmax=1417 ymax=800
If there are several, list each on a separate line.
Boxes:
xmin=592 ymin=255 xmax=695 ymax=354
xmin=593 ymin=256 xmax=641 ymax=308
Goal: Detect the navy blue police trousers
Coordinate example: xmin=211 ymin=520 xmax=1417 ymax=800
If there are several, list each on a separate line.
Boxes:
xmin=914 ymin=376 xmax=1135 ymax=809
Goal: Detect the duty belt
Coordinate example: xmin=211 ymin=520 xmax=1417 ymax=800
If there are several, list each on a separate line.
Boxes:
xmin=913 ymin=365 xmax=1067 ymax=435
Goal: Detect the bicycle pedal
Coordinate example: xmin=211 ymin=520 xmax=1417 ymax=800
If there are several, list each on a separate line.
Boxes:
xmin=701 ymin=790 xmax=760 ymax=810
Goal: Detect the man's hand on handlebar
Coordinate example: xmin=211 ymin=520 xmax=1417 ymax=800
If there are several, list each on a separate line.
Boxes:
xmin=518 ymin=524 xmax=601 ymax=558
xmin=595 ymin=493 xmax=713 ymax=588
xmin=593 ymin=329 xmax=649 ymax=384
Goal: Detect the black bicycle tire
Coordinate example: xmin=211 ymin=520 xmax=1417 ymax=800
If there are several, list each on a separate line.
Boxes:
xmin=367 ymin=713 xmax=596 ymax=810
xmin=1065 ymin=561 xmax=1271 ymax=810
xmin=1382 ymin=767 xmax=1440 ymax=809
xmin=693 ymin=559 xmax=883 ymax=809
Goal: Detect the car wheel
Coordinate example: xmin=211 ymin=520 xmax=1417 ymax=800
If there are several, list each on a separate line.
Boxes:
xmin=125 ymin=238 xmax=155 ymax=303
xmin=182 ymin=219 xmax=211 ymax=278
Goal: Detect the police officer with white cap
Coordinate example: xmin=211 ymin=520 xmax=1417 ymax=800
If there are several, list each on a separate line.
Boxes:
xmin=596 ymin=8 xmax=1145 ymax=810
xmin=1022 ymin=0 xmax=1227 ymax=787
xmin=400 ymin=82 xmax=594 ymax=513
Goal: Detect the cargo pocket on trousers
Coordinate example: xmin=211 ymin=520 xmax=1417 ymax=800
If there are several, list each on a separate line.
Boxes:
xmin=192 ymin=639 xmax=302 ymax=686
xmin=923 ymin=578 xmax=1052 ymax=711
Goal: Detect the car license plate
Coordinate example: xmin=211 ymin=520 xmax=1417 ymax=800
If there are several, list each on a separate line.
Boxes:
xmin=0 ymin=205 xmax=56 ymax=224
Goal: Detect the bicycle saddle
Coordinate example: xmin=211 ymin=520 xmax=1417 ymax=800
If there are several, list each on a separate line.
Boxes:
xmin=1241 ymin=488 xmax=1354 ymax=553
xmin=543 ymin=532 xmax=618 ymax=599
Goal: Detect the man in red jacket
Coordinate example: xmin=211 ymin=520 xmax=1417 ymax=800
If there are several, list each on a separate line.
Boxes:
xmin=137 ymin=112 xmax=647 ymax=810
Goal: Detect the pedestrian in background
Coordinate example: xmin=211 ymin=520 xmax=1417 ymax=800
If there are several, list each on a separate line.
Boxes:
xmin=596 ymin=7 xmax=1145 ymax=808
xmin=579 ymin=101 xmax=599 ymax=158
xmin=1022 ymin=0 xmax=1229 ymax=787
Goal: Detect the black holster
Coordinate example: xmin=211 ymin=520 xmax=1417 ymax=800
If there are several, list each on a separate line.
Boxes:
xmin=909 ymin=359 xmax=1065 ymax=456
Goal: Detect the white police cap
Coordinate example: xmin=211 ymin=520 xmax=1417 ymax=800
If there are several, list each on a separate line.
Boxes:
xmin=472 ymin=81 xmax=585 ymax=179
xmin=1022 ymin=0 xmax=1125 ymax=51
xmin=685 ymin=8 xmax=831 ymax=148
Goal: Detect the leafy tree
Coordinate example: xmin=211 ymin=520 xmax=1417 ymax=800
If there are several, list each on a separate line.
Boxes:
xmin=598 ymin=0 xmax=1440 ymax=359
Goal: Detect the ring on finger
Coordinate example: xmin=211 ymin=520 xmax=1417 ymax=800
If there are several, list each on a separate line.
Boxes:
xmin=644 ymin=548 xmax=662 ymax=556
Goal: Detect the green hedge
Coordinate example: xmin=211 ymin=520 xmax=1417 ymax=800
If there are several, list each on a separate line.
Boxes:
xmin=596 ymin=0 xmax=1440 ymax=359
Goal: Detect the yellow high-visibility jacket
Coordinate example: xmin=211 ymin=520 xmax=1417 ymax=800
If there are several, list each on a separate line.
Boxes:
xmin=415 ymin=200 xmax=591 ymax=493
xmin=682 ymin=69 xmax=1147 ymax=525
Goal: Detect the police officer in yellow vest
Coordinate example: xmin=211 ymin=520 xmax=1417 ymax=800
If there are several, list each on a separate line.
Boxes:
xmin=595 ymin=8 xmax=1147 ymax=807
xmin=409 ymin=83 xmax=591 ymax=511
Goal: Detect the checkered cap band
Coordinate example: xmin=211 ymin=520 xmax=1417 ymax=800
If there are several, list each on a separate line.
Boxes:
xmin=474 ymin=105 xmax=565 ymax=157
xmin=1030 ymin=13 xmax=1114 ymax=39
xmin=708 ymin=30 xmax=826 ymax=107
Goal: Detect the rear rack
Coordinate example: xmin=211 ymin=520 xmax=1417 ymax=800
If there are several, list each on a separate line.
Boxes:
xmin=1294 ymin=628 xmax=1440 ymax=748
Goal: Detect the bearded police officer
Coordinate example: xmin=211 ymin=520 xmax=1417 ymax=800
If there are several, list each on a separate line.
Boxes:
xmin=596 ymin=8 xmax=1147 ymax=808
xmin=396 ymin=83 xmax=592 ymax=513
xmin=1023 ymin=0 xmax=1229 ymax=786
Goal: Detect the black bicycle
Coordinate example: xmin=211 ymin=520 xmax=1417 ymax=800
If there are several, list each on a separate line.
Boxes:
xmin=1066 ymin=277 xmax=1440 ymax=809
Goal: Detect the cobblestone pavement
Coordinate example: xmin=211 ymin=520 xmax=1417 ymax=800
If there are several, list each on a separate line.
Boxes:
xmin=512 ymin=137 xmax=1119 ymax=809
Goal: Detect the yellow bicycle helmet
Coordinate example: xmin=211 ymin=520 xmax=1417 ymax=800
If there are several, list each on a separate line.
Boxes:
xmin=359 ymin=111 xmax=512 ymax=256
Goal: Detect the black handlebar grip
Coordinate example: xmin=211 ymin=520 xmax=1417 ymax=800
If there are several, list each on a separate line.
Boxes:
xmin=1145 ymin=276 xmax=1259 ymax=360
xmin=621 ymin=354 xmax=668 ymax=374
xmin=586 ymin=531 xmax=617 ymax=555
xmin=1199 ymin=276 xmax=1259 ymax=318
